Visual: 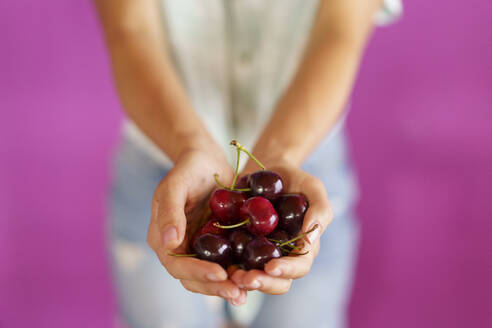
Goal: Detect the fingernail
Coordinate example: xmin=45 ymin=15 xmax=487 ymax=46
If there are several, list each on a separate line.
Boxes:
xmin=248 ymin=280 xmax=261 ymax=289
xmin=307 ymin=223 xmax=320 ymax=244
xmin=268 ymin=268 xmax=282 ymax=277
xmin=206 ymin=273 xmax=222 ymax=282
xmin=230 ymin=299 xmax=240 ymax=306
xmin=162 ymin=225 xmax=177 ymax=248
xmin=219 ymin=290 xmax=228 ymax=299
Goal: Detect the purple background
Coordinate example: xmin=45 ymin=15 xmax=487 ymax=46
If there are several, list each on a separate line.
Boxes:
xmin=1 ymin=1 xmax=491 ymax=328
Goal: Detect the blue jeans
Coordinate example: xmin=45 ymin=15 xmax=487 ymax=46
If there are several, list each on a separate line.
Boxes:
xmin=107 ymin=130 xmax=359 ymax=328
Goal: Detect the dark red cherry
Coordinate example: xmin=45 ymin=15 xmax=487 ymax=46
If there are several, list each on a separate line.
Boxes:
xmin=190 ymin=218 xmax=228 ymax=249
xmin=248 ymin=170 xmax=283 ymax=200
xmin=276 ymin=194 xmax=308 ymax=235
xmin=193 ymin=233 xmax=233 ymax=267
xmin=200 ymin=219 xmax=228 ymax=236
xmin=240 ymin=196 xmax=279 ymax=236
xmin=243 ymin=237 xmax=282 ymax=270
xmin=235 ymin=174 xmax=250 ymax=189
xmin=209 ymin=189 xmax=246 ymax=224
xmin=229 ymin=229 xmax=253 ymax=260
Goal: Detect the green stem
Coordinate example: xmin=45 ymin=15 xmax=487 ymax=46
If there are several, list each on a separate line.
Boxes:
xmin=233 ymin=187 xmax=252 ymax=192
xmin=168 ymin=252 xmax=197 ymax=257
xmin=278 ymin=224 xmax=319 ymax=248
xmin=287 ymin=250 xmax=309 ymax=256
xmin=268 ymin=239 xmax=301 ymax=250
xmin=230 ymin=147 xmax=241 ymax=189
xmin=280 ymin=246 xmax=292 ymax=253
xmin=214 ymin=173 xmax=228 ymax=189
xmin=280 ymin=246 xmax=307 ymax=255
xmin=230 ymin=140 xmax=266 ymax=170
xmin=213 ymin=218 xmax=250 ymax=229
xmin=214 ymin=173 xmax=251 ymax=192
xmin=288 ymin=244 xmax=302 ymax=251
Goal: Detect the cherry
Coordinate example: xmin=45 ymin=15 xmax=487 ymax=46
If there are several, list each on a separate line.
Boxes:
xmin=243 ymin=237 xmax=282 ymax=270
xmin=235 ymin=174 xmax=250 ymax=189
xmin=229 ymin=229 xmax=253 ymax=260
xmin=192 ymin=233 xmax=233 ymax=267
xmin=215 ymin=196 xmax=278 ymax=236
xmin=276 ymin=194 xmax=308 ymax=235
xmin=199 ymin=219 xmax=228 ymax=236
xmin=248 ymin=170 xmax=283 ymax=200
xmin=209 ymin=189 xmax=246 ymax=224
xmin=239 ymin=197 xmax=279 ymax=236
xmin=190 ymin=218 xmax=228 ymax=249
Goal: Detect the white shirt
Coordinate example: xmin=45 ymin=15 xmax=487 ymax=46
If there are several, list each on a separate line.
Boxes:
xmin=124 ymin=0 xmax=402 ymax=167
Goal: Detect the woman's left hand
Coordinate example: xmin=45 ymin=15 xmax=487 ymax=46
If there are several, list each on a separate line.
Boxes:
xmin=230 ymin=163 xmax=334 ymax=294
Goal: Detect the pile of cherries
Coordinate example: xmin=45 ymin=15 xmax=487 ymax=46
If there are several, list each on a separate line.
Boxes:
xmin=173 ymin=140 xmax=317 ymax=271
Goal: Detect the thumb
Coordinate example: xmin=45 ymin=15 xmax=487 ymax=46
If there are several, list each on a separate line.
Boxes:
xmin=151 ymin=181 xmax=188 ymax=251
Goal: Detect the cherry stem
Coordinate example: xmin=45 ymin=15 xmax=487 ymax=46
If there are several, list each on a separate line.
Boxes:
xmin=230 ymin=140 xmax=266 ymax=170
xmin=280 ymin=244 xmax=301 ymax=252
xmin=268 ymin=239 xmax=301 ymax=250
xmin=279 ymin=245 xmax=307 ymax=255
xmin=214 ymin=173 xmax=228 ymax=189
xmin=280 ymin=246 xmax=292 ymax=252
xmin=230 ymin=147 xmax=241 ymax=189
xmin=288 ymin=244 xmax=302 ymax=251
xmin=168 ymin=252 xmax=197 ymax=257
xmin=213 ymin=218 xmax=250 ymax=229
xmin=280 ymin=246 xmax=307 ymax=255
xmin=278 ymin=224 xmax=319 ymax=247
xmin=214 ymin=173 xmax=251 ymax=192
xmin=287 ymin=250 xmax=309 ymax=256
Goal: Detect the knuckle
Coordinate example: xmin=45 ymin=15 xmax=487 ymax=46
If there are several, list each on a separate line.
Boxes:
xmin=276 ymin=281 xmax=292 ymax=295
xmin=268 ymin=280 xmax=292 ymax=295
xmin=325 ymin=205 xmax=334 ymax=225
xmin=146 ymin=236 xmax=153 ymax=250
xmin=168 ymin=269 xmax=181 ymax=280
xmin=311 ymin=177 xmax=325 ymax=192
xmin=146 ymin=229 xmax=156 ymax=251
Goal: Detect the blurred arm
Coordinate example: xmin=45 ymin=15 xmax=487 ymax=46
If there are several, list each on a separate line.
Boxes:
xmin=94 ymin=0 xmax=224 ymax=162
xmin=246 ymin=0 xmax=382 ymax=169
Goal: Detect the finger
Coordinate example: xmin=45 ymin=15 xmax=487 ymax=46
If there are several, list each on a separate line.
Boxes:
xmin=230 ymin=268 xmax=248 ymax=288
xmin=158 ymin=255 xmax=228 ymax=282
xmin=152 ymin=175 xmax=189 ymax=251
xmin=227 ymin=264 xmax=241 ymax=277
xmin=264 ymin=241 xmax=318 ymax=279
xmin=232 ymin=269 xmax=292 ymax=295
xmin=268 ymin=166 xmax=333 ymax=243
xmin=229 ymin=288 xmax=248 ymax=306
xmin=180 ymin=279 xmax=241 ymax=300
xmin=300 ymin=176 xmax=334 ymax=244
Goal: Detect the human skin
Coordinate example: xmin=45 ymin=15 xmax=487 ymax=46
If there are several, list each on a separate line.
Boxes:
xmin=95 ymin=0 xmax=381 ymax=305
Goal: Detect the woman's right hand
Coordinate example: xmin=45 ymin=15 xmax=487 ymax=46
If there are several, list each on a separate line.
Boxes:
xmin=146 ymin=149 xmax=247 ymax=305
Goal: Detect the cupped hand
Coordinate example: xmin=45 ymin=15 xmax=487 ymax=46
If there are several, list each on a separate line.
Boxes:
xmin=231 ymin=162 xmax=333 ymax=294
xmin=146 ymin=149 xmax=247 ymax=305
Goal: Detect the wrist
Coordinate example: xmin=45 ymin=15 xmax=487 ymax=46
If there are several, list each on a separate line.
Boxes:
xmin=244 ymin=141 xmax=304 ymax=173
xmin=174 ymin=133 xmax=227 ymax=164
xmin=241 ymin=151 xmax=296 ymax=175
